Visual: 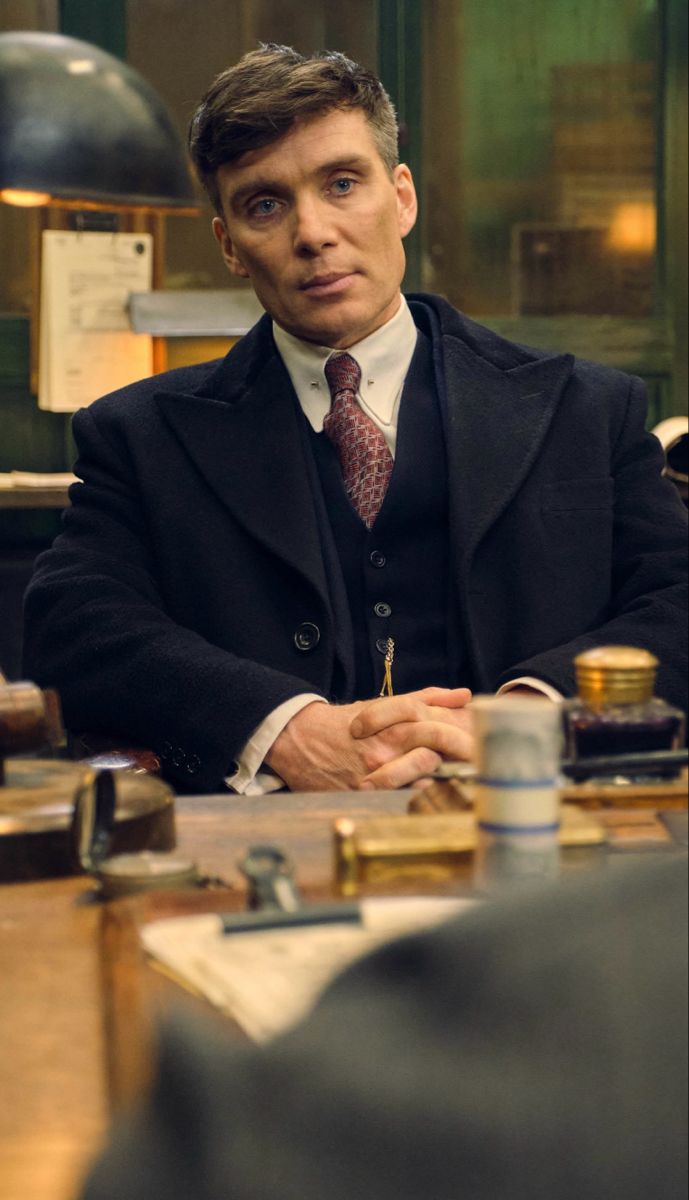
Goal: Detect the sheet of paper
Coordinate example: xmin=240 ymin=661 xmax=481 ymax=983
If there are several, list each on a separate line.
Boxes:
xmin=142 ymin=895 xmax=477 ymax=1044
xmin=39 ymin=230 xmax=153 ymax=412
xmin=0 ymin=471 xmax=79 ymax=488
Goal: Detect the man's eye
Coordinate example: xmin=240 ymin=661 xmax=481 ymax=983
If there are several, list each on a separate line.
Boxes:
xmin=332 ymin=178 xmax=355 ymax=195
xmin=250 ymin=197 xmax=278 ymax=217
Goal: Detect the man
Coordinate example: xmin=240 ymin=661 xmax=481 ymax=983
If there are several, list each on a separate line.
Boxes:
xmin=82 ymin=857 xmax=688 ymax=1200
xmin=23 ymin=45 xmax=688 ymax=794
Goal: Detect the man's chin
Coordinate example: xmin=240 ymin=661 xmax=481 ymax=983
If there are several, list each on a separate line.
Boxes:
xmin=274 ymin=289 xmax=397 ymax=348
xmin=279 ymin=311 xmax=358 ymax=349
xmin=300 ymin=307 xmax=390 ymax=349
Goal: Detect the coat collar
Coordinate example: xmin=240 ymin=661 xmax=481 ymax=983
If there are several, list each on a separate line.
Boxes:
xmin=154 ymin=318 xmax=332 ymax=612
xmin=408 ymin=295 xmax=575 ymax=562
xmin=443 ymin=334 xmax=575 ymax=563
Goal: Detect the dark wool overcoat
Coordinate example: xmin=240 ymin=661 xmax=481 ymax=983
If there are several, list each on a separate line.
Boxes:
xmin=24 ymin=294 xmax=688 ymax=791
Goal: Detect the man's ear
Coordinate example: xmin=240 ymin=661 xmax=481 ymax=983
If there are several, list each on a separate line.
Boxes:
xmin=212 ymin=217 xmax=250 ymax=278
xmin=393 ymin=164 xmax=418 ymax=239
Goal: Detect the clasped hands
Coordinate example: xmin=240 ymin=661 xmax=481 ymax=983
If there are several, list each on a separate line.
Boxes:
xmin=265 ymin=686 xmax=474 ymax=792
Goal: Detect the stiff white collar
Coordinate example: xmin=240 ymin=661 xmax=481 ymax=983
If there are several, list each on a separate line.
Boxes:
xmin=272 ymin=297 xmax=418 ymax=440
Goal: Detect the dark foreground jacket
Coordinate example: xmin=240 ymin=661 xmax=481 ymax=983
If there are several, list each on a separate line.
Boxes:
xmin=82 ymin=856 xmax=688 ymax=1200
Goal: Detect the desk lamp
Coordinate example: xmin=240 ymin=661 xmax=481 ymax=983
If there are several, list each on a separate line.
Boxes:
xmin=0 ymin=30 xmax=196 ymax=212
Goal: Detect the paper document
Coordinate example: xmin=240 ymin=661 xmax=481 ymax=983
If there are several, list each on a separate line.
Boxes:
xmin=142 ymin=895 xmax=476 ymax=1044
xmin=39 ymin=230 xmax=153 ymax=412
xmin=0 ymin=471 xmax=79 ymax=489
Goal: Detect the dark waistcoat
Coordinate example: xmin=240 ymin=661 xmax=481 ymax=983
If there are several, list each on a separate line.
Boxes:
xmin=307 ymin=330 xmax=468 ymax=700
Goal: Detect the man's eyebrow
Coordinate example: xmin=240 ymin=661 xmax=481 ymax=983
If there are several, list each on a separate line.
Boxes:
xmin=227 ymin=177 xmax=283 ymax=209
xmin=318 ymin=154 xmax=371 ymax=174
xmin=226 ymin=156 xmax=372 ymax=210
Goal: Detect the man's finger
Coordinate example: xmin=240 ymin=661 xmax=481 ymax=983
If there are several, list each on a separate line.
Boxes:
xmin=358 ymin=718 xmax=475 ymax=770
xmin=422 ymin=686 xmax=473 ymax=708
xmin=403 ymin=719 xmax=475 ymax=761
xmin=360 ymin=747 xmax=443 ymax=790
xmin=350 ymin=687 xmax=472 ymax=738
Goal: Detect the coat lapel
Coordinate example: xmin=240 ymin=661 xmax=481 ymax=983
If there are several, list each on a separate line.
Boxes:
xmin=441 ymin=335 xmax=575 ymax=564
xmin=155 ymin=349 xmax=332 ymax=611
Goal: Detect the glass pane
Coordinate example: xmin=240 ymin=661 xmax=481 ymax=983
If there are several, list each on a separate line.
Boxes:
xmin=422 ymin=0 xmax=659 ymax=318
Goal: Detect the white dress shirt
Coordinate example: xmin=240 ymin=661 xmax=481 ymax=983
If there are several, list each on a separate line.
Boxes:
xmin=226 ymin=297 xmax=559 ymax=794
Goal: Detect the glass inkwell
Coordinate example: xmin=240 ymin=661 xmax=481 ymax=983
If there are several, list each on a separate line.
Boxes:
xmin=563 ymin=646 xmax=685 ymax=781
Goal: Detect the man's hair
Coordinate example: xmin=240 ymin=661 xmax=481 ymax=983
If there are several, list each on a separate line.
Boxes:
xmin=188 ymin=44 xmax=399 ymax=215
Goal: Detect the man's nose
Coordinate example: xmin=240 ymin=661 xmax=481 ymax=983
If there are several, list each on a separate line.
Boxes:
xmin=292 ymin=195 xmax=337 ymax=253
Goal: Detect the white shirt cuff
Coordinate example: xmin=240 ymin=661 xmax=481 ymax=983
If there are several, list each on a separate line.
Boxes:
xmin=225 ymin=694 xmax=327 ymax=794
xmin=497 ymin=676 xmax=564 ymax=703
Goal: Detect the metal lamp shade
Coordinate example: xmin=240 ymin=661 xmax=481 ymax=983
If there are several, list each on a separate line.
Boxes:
xmin=0 ymin=31 xmax=197 ymax=212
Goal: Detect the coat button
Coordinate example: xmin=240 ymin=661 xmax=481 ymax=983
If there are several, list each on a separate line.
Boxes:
xmin=160 ymin=741 xmax=173 ymax=761
xmin=294 ymin=621 xmax=321 ymax=651
xmin=171 ymin=746 xmax=186 ymax=768
xmin=375 ymin=637 xmax=389 ymax=655
xmin=185 ymin=754 xmax=201 ymax=775
xmin=374 ymin=602 xmax=392 ymax=618
xmin=369 ymin=550 xmax=386 ymax=568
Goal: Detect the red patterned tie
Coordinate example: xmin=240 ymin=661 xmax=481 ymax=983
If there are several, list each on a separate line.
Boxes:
xmin=323 ymin=353 xmax=393 ymax=529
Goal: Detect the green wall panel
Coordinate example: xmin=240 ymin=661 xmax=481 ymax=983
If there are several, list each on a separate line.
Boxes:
xmin=58 ymin=0 xmax=127 ymax=57
xmin=378 ymin=0 xmax=423 ymax=290
xmin=0 ymin=318 xmax=70 ymax=472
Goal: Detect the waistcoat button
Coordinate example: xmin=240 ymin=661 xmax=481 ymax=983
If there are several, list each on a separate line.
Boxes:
xmin=369 ymin=550 xmax=386 ymax=568
xmin=375 ymin=637 xmax=389 ymax=655
xmin=374 ymin=602 xmax=392 ymax=618
xmin=294 ymin=621 xmax=321 ymax=651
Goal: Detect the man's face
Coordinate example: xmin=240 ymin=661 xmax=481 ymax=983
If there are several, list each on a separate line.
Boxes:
xmin=212 ymin=108 xmax=417 ymax=348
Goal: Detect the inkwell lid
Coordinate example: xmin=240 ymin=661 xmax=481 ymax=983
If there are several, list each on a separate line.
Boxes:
xmin=574 ymin=645 xmax=658 ymax=707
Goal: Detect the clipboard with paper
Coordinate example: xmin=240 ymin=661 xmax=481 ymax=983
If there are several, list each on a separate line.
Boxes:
xmin=38 ymin=229 xmax=153 ymax=412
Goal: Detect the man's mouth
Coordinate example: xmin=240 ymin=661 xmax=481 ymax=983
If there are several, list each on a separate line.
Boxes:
xmin=299 ymin=272 xmax=355 ymax=296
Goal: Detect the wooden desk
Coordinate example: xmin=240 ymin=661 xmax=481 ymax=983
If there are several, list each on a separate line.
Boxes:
xmin=0 ymin=789 xmax=683 ymax=1200
xmin=0 ymin=790 xmax=406 ymax=1200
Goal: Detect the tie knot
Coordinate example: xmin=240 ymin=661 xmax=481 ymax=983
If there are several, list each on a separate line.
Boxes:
xmin=324 ymin=352 xmax=361 ymax=400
